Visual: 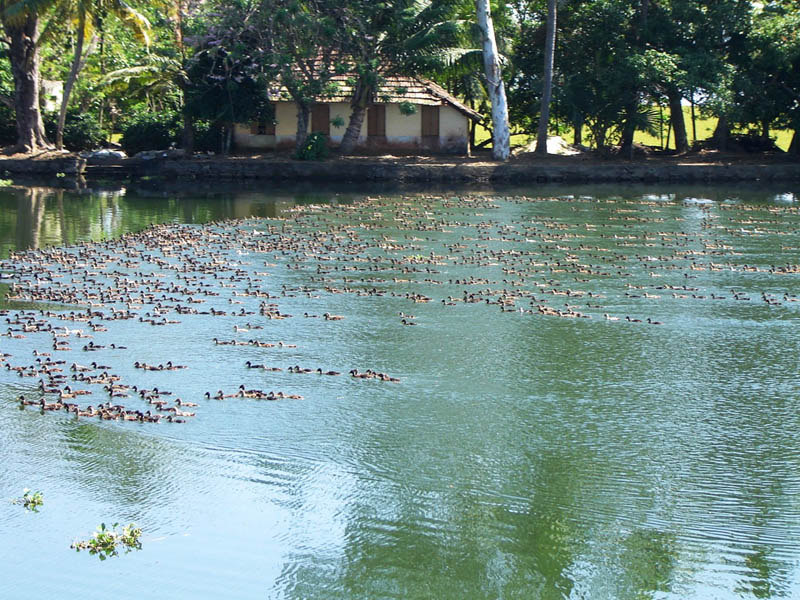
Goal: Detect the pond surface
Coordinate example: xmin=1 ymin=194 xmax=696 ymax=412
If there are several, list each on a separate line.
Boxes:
xmin=1 ymin=182 xmax=800 ymax=599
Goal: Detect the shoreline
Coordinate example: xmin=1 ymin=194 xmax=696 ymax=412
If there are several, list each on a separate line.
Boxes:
xmin=1 ymin=152 xmax=799 ymax=184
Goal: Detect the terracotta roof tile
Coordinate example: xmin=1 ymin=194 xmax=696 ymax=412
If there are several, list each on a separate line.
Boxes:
xmin=268 ymin=74 xmax=482 ymax=121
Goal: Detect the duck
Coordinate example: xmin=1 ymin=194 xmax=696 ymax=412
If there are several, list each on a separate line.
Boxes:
xmin=76 ymin=405 xmax=97 ymax=417
xmin=175 ymin=398 xmax=198 ymax=407
xmin=323 ymin=313 xmax=345 ymax=321
xmin=143 ymin=411 xmax=161 ymax=423
xmin=38 ymin=398 xmax=62 ymax=411
xmin=18 ymin=395 xmax=38 ymax=407
xmin=316 ymin=368 xmax=341 ymax=376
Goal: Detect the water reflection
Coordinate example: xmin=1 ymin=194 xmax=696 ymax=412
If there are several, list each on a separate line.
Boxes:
xmin=2 ymin=182 xmax=800 ymax=600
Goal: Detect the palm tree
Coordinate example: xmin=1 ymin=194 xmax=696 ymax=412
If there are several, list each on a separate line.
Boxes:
xmin=54 ymin=0 xmax=150 ymax=149
xmin=1 ymin=0 xmax=149 ymax=152
xmin=338 ymin=0 xmax=481 ymax=155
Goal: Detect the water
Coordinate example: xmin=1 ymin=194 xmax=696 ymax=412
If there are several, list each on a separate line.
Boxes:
xmin=1 ymin=182 xmax=800 ymax=599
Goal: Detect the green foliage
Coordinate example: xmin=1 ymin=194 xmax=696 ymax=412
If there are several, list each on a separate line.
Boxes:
xmin=330 ymin=115 xmax=345 ymax=128
xmin=193 ymin=119 xmax=223 ymax=154
xmin=12 ymin=489 xmax=43 ymax=512
xmin=398 ymin=101 xmax=417 ymax=116
xmin=0 ymin=104 xmax=18 ymax=147
xmin=71 ymin=522 xmax=142 ymax=560
xmin=44 ymin=110 xmax=106 ymax=151
xmin=293 ymin=132 xmax=329 ymax=161
xmin=120 ymin=111 xmax=180 ymax=155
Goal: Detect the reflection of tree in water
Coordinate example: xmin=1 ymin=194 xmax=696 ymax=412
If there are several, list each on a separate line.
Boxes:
xmin=736 ymin=545 xmax=791 ymax=599
xmin=614 ymin=528 xmax=678 ymax=599
xmin=274 ymin=445 xmax=589 ymax=599
xmin=732 ymin=480 xmax=794 ymax=599
xmin=60 ymin=421 xmax=185 ymax=513
xmin=15 ymin=187 xmax=50 ymax=250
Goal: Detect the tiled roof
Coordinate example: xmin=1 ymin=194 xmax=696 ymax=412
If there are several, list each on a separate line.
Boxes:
xmin=269 ymin=74 xmax=482 ymax=121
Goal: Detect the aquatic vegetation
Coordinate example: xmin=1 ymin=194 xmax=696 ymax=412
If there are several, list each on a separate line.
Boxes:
xmin=71 ymin=523 xmax=142 ymax=560
xmin=12 ymin=489 xmax=43 ymax=512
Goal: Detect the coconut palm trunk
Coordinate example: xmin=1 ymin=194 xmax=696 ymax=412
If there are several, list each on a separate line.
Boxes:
xmin=57 ymin=6 xmax=94 ymax=150
xmin=339 ymin=82 xmax=372 ymax=155
xmin=535 ymin=0 xmax=556 ymax=155
xmin=5 ymin=13 xmax=49 ymax=153
xmin=475 ymin=0 xmax=510 ymax=161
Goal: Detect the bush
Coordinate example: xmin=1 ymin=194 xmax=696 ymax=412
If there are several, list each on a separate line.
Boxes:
xmin=120 ymin=111 xmax=180 ymax=156
xmin=293 ymin=132 xmax=329 ymax=161
xmin=193 ymin=120 xmax=223 ymax=153
xmin=44 ymin=110 xmax=106 ymax=151
xmin=0 ymin=105 xmax=17 ymax=147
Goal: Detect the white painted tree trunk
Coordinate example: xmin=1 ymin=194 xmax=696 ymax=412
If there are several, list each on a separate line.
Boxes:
xmin=475 ymin=0 xmax=510 ymax=161
xmin=535 ymin=0 xmax=557 ymax=155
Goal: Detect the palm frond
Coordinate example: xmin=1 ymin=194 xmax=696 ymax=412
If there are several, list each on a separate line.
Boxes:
xmin=115 ymin=3 xmax=151 ymax=47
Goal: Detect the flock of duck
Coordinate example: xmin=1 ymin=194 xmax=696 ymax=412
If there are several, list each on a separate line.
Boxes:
xmin=1 ymin=192 xmax=799 ymax=427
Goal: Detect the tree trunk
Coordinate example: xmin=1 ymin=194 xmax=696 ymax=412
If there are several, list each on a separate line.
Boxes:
xmin=182 ymin=110 xmax=194 ymax=155
xmin=535 ymin=0 xmax=557 ymax=155
xmin=595 ymin=125 xmax=606 ymax=152
xmin=713 ymin=115 xmax=729 ymax=151
xmin=340 ymin=82 xmax=371 ymax=155
xmin=174 ymin=0 xmax=193 ymax=156
xmin=476 ymin=0 xmax=510 ymax=161
xmin=5 ymin=14 xmax=49 ymax=153
xmin=294 ymin=103 xmax=310 ymax=154
xmin=619 ymin=0 xmax=648 ymax=159
xmin=618 ymin=100 xmax=637 ymax=159
xmin=57 ymin=8 xmax=88 ymax=150
xmin=572 ymin=116 xmax=582 ymax=146
xmin=667 ymin=88 xmax=688 ymax=153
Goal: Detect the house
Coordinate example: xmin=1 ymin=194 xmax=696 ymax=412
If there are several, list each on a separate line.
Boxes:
xmin=233 ymin=75 xmax=482 ymax=155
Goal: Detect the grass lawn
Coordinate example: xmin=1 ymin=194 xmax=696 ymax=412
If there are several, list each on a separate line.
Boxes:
xmin=475 ymin=106 xmax=793 ymax=152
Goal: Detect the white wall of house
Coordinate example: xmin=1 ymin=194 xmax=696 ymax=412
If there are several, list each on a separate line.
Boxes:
xmin=233 ymin=101 xmax=471 ymax=154
xmin=440 ymin=105 xmax=470 ymax=153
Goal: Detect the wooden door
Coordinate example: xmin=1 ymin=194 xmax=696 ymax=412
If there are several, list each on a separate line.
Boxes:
xmin=367 ymin=105 xmax=386 ymax=137
xmin=421 ymin=105 xmax=440 ymax=138
xmin=311 ymin=104 xmax=330 ymax=135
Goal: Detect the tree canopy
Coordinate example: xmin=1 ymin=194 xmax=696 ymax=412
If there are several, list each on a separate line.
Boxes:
xmin=0 ymin=0 xmax=798 ymax=156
